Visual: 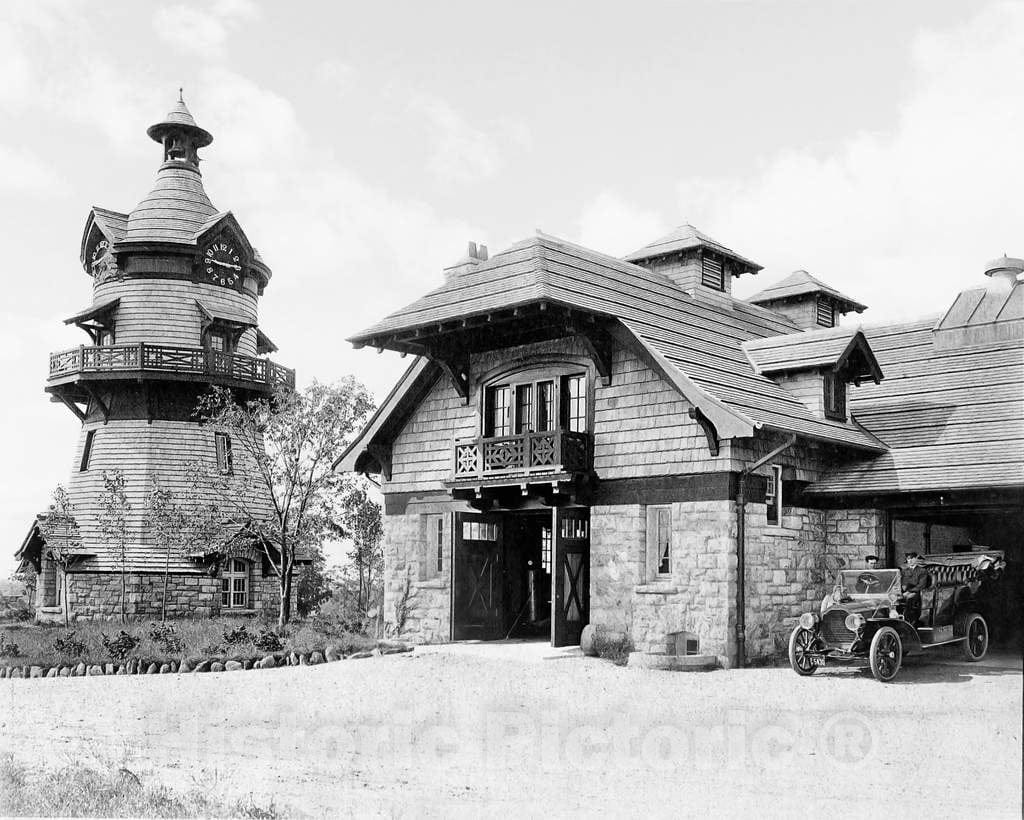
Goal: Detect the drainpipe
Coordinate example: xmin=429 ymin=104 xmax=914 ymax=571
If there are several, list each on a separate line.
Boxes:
xmin=735 ymin=434 xmax=797 ymax=669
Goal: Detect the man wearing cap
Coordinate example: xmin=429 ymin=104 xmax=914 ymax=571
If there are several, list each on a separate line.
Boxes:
xmin=901 ymin=552 xmax=932 ymax=625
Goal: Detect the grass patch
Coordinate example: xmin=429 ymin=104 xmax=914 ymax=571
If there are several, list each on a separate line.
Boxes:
xmin=0 ymin=617 xmax=378 ymax=669
xmin=592 ymin=632 xmax=633 ymax=666
xmin=0 ymin=754 xmax=285 ymax=818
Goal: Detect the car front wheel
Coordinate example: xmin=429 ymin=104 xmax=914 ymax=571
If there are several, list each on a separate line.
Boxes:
xmin=788 ymin=626 xmax=819 ymax=676
xmin=958 ymin=612 xmax=989 ymax=661
xmin=869 ymin=626 xmax=902 ymax=682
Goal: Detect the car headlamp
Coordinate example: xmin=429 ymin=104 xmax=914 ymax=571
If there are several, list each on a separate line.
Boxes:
xmin=845 ymin=613 xmax=866 ymax=632
xmin=887 ymin=592 xmax=899 ymax=606
xmin=799 ymin=612 xmax=818 ymax=630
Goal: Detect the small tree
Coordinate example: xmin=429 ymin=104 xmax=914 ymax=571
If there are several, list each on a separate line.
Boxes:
xmin=337 ymin=478 xmax=383 ymax=617
xmin=196 ymin=378 xmax=374 ymax=627
xmin=145 ymin=466 xmax=221 ymax=621
xmin=97 ymin=470 xmax=131 ymax=623
xmin=41 ymin=485 xmax=79 ymax=626
xmin=295 ymin=546 xmax=333 ymax=618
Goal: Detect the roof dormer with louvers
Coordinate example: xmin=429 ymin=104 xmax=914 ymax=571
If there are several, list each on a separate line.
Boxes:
xmin=747 ymin=270 xmax=866 ymax=330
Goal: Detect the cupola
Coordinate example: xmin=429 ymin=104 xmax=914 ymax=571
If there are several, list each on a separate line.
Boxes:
xmin=746 ymin=270 xmax=866 ymax=330
xmin=933 ymin=254 xmax=1024 ymax=349
xmin=623 ymin=224 xmax=761 ymax=302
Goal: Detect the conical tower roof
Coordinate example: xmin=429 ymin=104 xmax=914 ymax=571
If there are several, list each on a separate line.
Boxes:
xmin=125 ymin=94 xmax=218 ymax=244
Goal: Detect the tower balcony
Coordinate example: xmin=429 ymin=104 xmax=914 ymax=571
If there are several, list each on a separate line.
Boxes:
xmin=47 ymin=343 xmax=295 ymax=393
xmin=443 ymin=429 xmax=592 ymax=507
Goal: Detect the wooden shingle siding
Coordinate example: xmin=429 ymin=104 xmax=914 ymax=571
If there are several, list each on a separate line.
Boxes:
xmin=94 ymin=278 xmax=258 ymax=356
xmin=774 ymin=372 xmax=825 ymax=417
xmin=66 ymin=419 xmax=273 ymax=573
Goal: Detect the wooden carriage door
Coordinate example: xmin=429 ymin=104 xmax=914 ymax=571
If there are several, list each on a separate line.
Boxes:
xmin=552 ymin=508 xmax=590 ymax=647
xmin=452 ymin=512 xmax=505 ymax=640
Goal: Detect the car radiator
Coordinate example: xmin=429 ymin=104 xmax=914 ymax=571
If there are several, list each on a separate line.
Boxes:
xmin=821 ymin=609 xmax=856 ymax=645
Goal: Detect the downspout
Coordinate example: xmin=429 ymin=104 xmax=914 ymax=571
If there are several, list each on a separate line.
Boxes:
xmin=735 ymin=434 xmax=797 ymax=669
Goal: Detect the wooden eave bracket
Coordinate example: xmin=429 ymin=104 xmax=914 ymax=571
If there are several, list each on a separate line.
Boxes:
xmin=434 ymin=354 xmax=470 ymax=404
xmin=56 ymin=393 xmax=87 ymax=423
xmin=569 ymin=320 xmax=614 ymax=386
xmin=688 ymin=407 xmax=720 ymax=456
xmin=366 ymin=443 xmax=393 ymax=481
xmin=82 ymin=384 xmax=110 ymax=423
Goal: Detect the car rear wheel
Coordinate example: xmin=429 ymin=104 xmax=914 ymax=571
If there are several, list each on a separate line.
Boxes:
xmin=788 ymin=626 xmax=818 ymax=676
xmin=958 ymin=613 xmax=989 ymax=661
xmin=869 ymin=626 xmax=902 ymax=682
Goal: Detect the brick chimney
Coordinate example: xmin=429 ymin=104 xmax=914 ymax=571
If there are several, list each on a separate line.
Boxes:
xmin=443 ymin=241 xmax=489 ymax=282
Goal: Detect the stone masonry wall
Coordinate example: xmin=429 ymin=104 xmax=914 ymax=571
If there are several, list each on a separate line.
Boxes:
xmin=49 ymin=567 xmax=279 ymax=621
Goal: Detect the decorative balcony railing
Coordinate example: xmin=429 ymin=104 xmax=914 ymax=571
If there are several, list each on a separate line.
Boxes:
xmin=452 ymin=429 xmax=591 ymax=480
xmin=48 ymin=343 xmax=295 ymax=391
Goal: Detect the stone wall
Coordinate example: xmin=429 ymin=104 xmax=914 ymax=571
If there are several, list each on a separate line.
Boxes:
xmin=40 ymin=567 xmax=279 ymax=622
xmin=381 ymin=509 xmax=453 ymax=643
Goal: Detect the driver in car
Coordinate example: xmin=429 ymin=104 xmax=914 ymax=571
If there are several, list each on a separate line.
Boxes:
xmin=900 ymin=552 xmax=932 ymax=624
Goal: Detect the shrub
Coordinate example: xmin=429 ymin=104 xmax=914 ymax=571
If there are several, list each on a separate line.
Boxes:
xmin=251 ymin=628 xmax=283 ymax=652
xmin=100 ymin=630 xmax=140 ymax=661
xmin=0 ymin=633 xmax=21 ymax=658
xmin=592 ymin=632 xmax=632 ymax=666
xmin=147 ymin=623 xmax=182 ymax=654
xmin=223 ymin=624 xmax=251 ymax=646
xmin=200 ymin=642 xmax=224 ymax=656
xmin=52 ymin=632 xmax=87 ymax=659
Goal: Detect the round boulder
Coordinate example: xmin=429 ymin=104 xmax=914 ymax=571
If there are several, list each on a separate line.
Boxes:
xmin=580 ymin=625 xmax=598 ymax=657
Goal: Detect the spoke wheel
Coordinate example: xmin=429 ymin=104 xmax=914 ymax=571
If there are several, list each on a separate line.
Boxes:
xmin=960 ymin=613 xmax=989 ymax=661
xmin=788 ymin=626 xmax=818 ymax=676
xmin=869 ymin=626 xmax=902 ymax=683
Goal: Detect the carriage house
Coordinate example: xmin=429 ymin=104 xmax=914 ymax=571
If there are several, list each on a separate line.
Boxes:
xmin=338 ymin=229 xmax=1024 ymax=667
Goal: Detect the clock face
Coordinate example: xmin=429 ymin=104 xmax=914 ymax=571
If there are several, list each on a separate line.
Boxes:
xmin=90 ymin=239 xmax=117 ymax=281
xmin=203 ymin=241 xmax=242 ymax=287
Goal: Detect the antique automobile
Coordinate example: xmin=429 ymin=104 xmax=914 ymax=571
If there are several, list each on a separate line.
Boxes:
xmin=788 ymin=551 xmax=1006 ymax=682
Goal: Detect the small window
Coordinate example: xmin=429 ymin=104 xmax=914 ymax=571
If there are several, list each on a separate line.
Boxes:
xmin=816 ymin=298 xmax=835 ymax=328
xmin=462 ymin=520 xmax=499 ymax=541
xmin=215 ymin=432 xmax=233 ymax=475
xmin=485 ymin=385 xmax=512 ymax=438
xmin=423 ymin=514 xmax=446 ymax=579
xmin=701 ymin=254 xmax=725 ymax=291
xmin=766 ymin=465 xmax=783 ymax=525
xmin=823 ymin=372 xmax=847 ymax=420
xmin=646 ymin=505 xmax=672 ymax=578
xmin=541 ymin=526 xmax=552 ymax=574
xmin=537 ymin=381 xmax=555 ymax=432
xmin=515 ymin=384 xmax=534 ymax=434
xmin=80 ymin=430 xmax=96 ymax=471
xmin=208 ymin=331 xmax=228 ymax=353
xmin=221 ymin=558 xmax=249 ymax=609
xmin=563 ymin=374 xmax=587 ymax=432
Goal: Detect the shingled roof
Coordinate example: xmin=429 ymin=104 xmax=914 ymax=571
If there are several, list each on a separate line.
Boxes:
xmin=807 ymin=317 xmax=1024 ymax=495
xmin=747 ymin=270 xmax=867 ymax=314
xmin=743 ymin=326 xmax=883 ymax=382
xmin=349 ymin=233 xmax=886 ymax=452
xmin=623 ymin=223 xmax=762 ymax=271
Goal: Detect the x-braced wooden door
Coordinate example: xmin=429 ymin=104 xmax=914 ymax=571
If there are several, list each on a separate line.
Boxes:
xmin=452 ymin=512 xmax=504 ymax=640
xmin=552 ymin=507 xmax=589 ymax=647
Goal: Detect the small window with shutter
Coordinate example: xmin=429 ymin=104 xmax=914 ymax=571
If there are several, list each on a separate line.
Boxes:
xmin=816 ymin=297 xmax=836 ymax=328
xmin=701 ymin=254 xmax=725 ymax=291
xmin=824 ymin=373 xmax=847 ymax=420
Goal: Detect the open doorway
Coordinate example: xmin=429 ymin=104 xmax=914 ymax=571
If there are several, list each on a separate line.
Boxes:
xmin=502 ymin=512 xmax=553 ymax=640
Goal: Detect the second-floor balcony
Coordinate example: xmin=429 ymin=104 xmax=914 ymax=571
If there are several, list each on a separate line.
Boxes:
xmin=47 ymin=343 xmax=295 ymax=392
xmin=451 ymin=429 xmax=591 ymax=482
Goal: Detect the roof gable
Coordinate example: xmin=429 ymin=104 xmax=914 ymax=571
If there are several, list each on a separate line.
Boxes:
xmin=743 ymin=326 xmax=883 ymax=384
xmin=747 ymin=270 xmax=867 ymax=314
xmin=623 ymin=224 xmax=762 ymax=272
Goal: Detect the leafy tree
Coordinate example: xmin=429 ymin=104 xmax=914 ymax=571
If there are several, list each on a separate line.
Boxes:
xmin=97 ymin=470 xmax=131 ymax=623
xmin=144 ymin=466 xmax=222 ymax=621
xmin=41 ymin=485 xmax=79 ymax=626
xmin=336 ymin=478 xmax=383 ymax=618
xmin=195 ymin=378 xmax=374 ymax=627
xmin=295 ymin=546 xmax=333 ymax=618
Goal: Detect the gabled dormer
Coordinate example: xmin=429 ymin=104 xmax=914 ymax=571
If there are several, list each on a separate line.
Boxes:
xmin=744 ymin=328 xmax=883 ymax=422
xmin=747 ymin=270 xmax=866 ymax=330
xmin=623 ymin=224 xmax=762 ymax=303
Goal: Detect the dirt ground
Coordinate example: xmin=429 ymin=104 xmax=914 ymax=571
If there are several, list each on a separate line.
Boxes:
xmin=1 ymin=644 xmax=1020 ymax=818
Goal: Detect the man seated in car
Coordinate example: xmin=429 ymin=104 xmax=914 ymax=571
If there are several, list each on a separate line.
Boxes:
xmin=900 ymin=552 xmax=932 ymax=624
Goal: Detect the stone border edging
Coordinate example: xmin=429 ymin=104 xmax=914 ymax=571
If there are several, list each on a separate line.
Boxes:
xmin=0 ymin=641 xmax=414 ymax=680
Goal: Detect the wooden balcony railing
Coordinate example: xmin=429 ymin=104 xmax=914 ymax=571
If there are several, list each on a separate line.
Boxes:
xmin=48 ymin=343 xmax=295 ymax=391
xmin=452 ymin=429 xmax=591 ymax=480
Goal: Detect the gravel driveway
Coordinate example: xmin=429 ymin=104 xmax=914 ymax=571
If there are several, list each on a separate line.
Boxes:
xmin=1 ymin=646 xmax=1020 ymax=818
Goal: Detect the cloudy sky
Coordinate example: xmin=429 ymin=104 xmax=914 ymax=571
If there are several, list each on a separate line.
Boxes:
xmin=0 ymin=1 xmax=1021 ymax=574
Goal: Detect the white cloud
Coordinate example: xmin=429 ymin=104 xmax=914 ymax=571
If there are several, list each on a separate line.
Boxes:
xmin=152 ymin=0 xmax=260 ymax=58
xmin=411 ymin=95 xmax=506 ymax=185
xmin=575 ymin=191 xmax=668 ymax=258
xmin=0 ymin=145 xmax=66 ymax=195
xmin=674 ymin=1 xmax=1024 ymax=322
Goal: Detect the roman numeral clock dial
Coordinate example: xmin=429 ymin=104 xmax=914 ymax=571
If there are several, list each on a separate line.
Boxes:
xmin=203 ymin=242 xmax=242 ymax=287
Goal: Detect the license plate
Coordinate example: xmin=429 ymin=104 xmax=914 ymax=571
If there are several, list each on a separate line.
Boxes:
xmin=810 ymin=656 xmax=825 ymax=667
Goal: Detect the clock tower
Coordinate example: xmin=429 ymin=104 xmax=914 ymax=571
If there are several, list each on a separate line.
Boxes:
xmin=17 ymin=94 xmax=294 ymax=621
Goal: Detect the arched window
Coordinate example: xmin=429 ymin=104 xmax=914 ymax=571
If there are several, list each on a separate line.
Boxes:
xmin=482 ymin=367 xmax=589 ymax=437
xmin=221 ymin=558 xmax=249 ymax=609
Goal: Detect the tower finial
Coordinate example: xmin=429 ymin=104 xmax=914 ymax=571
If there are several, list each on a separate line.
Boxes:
xmin=179 ymin=87 xmax=184 ymax=103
